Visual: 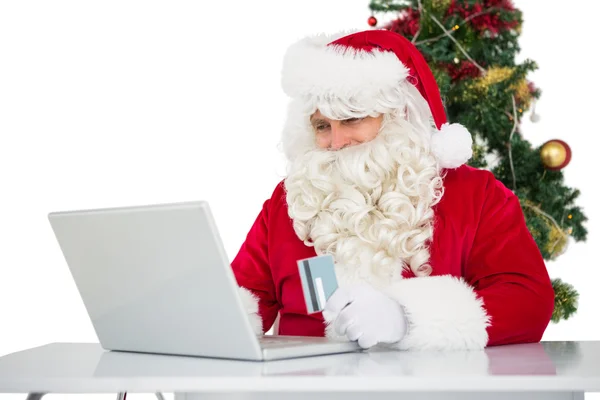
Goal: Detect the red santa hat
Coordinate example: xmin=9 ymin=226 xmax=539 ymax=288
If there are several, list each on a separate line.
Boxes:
xmin=280 ymin=29 xmax=473 ymax=169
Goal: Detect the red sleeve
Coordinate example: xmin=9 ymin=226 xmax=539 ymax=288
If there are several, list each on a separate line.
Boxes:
xmin=383 ymin=170 xmax=555 ymax=351
xmin=230 ymin=197 xmax=280 ymax=334
xmin=465 ymin=172 xmax=555 ymax=346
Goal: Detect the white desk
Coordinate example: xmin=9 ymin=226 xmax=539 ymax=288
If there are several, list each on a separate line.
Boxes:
xmin=0 ymin=342 xmax=598 ymax=400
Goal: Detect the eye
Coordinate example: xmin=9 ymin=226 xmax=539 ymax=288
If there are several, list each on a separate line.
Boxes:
xmin=343 ymin=117 xmax=364 ymax=124
xmin=315 ymin=123 xmax=330 ymax=131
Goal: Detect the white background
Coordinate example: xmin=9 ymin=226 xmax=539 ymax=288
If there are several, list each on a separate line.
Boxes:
xmin=1 ymin=1 xmax=599 ymax=399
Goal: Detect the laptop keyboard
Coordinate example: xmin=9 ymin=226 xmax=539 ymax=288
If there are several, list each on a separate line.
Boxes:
xmin=259 ymin=336 xmax=318 ymax=348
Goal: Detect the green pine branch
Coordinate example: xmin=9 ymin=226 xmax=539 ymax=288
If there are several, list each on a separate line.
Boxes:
xmin=369 ymin=0 xmax=414 ymax=13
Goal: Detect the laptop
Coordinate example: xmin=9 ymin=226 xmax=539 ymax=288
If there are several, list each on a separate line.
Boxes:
xmin=47 ymin=200 xmax=361 ymax=361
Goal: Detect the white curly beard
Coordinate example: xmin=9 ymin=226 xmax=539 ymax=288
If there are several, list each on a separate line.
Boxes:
xmin=284 ymin=113 xmax=444 ymax=290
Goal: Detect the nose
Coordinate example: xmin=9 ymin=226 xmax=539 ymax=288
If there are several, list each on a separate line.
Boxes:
xmin=330 ymin=124 xmax=351 ymax=150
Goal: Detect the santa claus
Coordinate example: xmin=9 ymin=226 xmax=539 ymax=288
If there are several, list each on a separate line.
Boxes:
xmin=231 ymin=29 xmax=555 ymax=351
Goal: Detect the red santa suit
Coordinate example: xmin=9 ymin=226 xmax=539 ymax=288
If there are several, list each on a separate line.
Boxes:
xmin=231 ymin=30 xmax=555 ymax=351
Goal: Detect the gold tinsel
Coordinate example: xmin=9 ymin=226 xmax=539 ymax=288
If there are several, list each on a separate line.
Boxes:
xmin=472 ymin=67 xmax=515 ymax=91
xmin=465 ymin=67 xmax=533 ymax=107
xmin=458 ymin=91 xmax=479 ymax=103
xmin=458 ymin=82 xmax=480 ymax=102
xmin=512 ymin=79 xmax=532 ymax=109
xmin=515 ymin=23 xmax=523 ymax=35
xmin=546 ymin=224 xmax=569 ymax=260
xmin=431 ymin=0 xmax=452 ymax=12
xmin=523 ymin=200 xmax=570 ymax=260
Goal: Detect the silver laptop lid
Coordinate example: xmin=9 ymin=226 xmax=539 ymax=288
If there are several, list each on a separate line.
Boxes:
xmin=48 ymin=201 xmax=262 ymax=360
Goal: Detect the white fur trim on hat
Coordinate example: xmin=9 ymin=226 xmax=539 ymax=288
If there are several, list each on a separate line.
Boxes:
xmin=431 ymin=123 xmax=473 ymax=169
xmin=281 ymin=30 xmax=409 ymax=100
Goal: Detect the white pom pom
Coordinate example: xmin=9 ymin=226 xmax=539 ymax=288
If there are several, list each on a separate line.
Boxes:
xmin=431 ymin=123 xmax=473 ymax=169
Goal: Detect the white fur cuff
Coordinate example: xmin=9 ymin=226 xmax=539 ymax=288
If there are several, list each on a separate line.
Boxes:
xmin=383 ymin=275 xmax=490 ymax=351
xmin=238 ymin=286 xmax=263 ymax=336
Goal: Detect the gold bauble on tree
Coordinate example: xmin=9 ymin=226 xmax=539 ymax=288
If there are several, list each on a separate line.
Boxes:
xmin=540 ymin=139 xmax=571 ymax=170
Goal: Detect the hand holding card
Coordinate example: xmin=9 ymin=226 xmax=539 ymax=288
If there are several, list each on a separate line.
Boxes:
xmin=297 ymin=254 xmax=339 ymax=314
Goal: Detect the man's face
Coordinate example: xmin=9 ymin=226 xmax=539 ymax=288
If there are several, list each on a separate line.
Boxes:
xmin=310 ymin=110 xmax=384 ymax=150
xmin=287 ymin=108 xmax=442 ymax=281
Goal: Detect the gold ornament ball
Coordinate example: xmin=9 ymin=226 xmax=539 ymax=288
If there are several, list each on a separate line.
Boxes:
xmin=540 ymin=140 xmax=571 ymax=170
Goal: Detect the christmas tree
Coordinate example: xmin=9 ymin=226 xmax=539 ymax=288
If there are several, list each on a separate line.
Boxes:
xmin=367 ymin=0 xmax=587 ymax=323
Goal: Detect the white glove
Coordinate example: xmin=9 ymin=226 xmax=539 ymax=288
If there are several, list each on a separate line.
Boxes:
xmin=323 ymin=283 xmax=408 ymax=349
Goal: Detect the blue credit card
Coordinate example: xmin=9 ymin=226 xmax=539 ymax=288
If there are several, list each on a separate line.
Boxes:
xmin=297 ymin=254 xmax=339 ymax=314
